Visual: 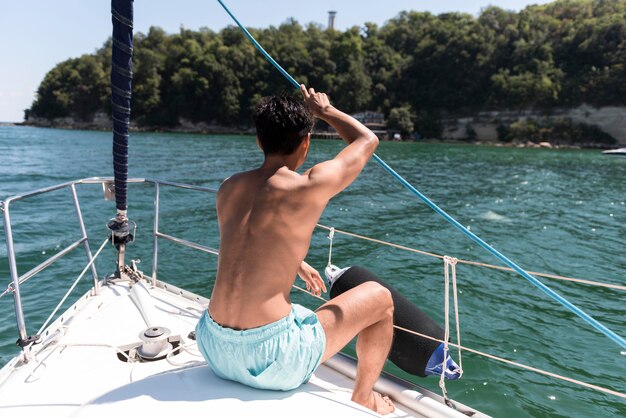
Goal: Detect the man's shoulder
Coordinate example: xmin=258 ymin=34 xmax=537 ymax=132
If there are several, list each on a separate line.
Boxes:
xmin=219 ymin=168 xmax=311 ymax=197
xmin=219 ymin=170 xmax=255 ymax=189
xmin=268 ymin=168 xmax=310 ymax=191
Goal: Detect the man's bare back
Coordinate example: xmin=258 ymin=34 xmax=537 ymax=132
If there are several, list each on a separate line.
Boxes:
xmin=208 ymin=165 xmax=328 ymax=329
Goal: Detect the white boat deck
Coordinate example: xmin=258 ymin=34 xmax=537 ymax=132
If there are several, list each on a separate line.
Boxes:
xmin=0 ymin=278 xmax=481 ymax=418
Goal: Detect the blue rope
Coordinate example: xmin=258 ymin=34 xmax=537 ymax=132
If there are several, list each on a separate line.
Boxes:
xmin=216 ymin=0 xmax=626 ymax=350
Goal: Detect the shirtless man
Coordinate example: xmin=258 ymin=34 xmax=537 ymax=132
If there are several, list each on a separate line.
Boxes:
xmin=195 ymin=85 xmax=395 ymax=414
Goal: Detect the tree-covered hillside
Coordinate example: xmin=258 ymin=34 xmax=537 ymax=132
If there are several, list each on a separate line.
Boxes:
xmin=27 ymin=0 xmax=626 ymax=140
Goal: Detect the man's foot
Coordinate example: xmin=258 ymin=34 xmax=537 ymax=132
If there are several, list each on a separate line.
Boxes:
xmin=353 ymin=391 xmax=395 ymax=415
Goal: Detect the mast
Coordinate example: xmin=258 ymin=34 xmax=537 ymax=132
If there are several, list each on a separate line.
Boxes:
xmin=108 ymin=0 xmax=135 ymax=276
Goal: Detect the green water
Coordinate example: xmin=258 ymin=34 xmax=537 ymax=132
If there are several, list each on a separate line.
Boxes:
xmin=0 ymin=125 xmax=624 ymax=417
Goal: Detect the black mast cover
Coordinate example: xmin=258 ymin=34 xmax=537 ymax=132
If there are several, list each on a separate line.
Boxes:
xmin=110 ymin=0 xmax=133 ymax=215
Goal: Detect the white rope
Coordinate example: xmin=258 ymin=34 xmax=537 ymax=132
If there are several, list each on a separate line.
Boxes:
xmin=440 ymin=257 xmax=463 ymax=404
xmin=440 ymin=257 xmax=451 ymax=403
xmin=37 ymin=239 xmax=109 ymax=335
xmin=27 ymin=340 xmax=132 ymax=383
xmin=166 ymin=341 xmax=206 ymax=367
xmin=450 ymin=257 xmax=463 ymax=375
xmin=326 ymin=227 xmax=335 ymax=268
xmin=58 ymin=342 xmax=131 ymax=361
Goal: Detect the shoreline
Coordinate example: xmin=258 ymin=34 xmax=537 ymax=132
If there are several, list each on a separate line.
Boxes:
xmin=11 ymin=121 xmax=618 ymax=150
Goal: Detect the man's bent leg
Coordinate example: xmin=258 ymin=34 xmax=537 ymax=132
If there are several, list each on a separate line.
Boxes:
xmin=315 ymin=281 xmax=395 ymax=414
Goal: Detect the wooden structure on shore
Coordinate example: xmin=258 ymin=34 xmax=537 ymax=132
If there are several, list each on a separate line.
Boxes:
xmin=313 ymin=110 xmax=391 ymax=140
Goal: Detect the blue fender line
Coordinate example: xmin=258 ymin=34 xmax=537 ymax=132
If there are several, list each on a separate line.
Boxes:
xmin=216 ymin=0 xmax=626 ymax=350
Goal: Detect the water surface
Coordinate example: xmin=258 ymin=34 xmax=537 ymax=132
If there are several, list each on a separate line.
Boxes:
xmin=0 ymin=126 xmax=624 ymax=417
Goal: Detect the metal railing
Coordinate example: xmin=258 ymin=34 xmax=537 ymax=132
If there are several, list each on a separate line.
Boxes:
xmin=150 ymin=179 xmax=219 ymax=287
xmin=1 ymin=177 xmax=218 ymax=353
xmin=2 ymin=180 xmax=100 ymax=348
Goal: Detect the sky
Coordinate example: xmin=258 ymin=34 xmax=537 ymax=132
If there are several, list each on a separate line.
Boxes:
xmin=0 ymin=0 xmax=548 ymax=122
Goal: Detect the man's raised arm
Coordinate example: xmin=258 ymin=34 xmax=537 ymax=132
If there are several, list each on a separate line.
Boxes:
xmin=301 ymin=85 xmax=379 ymax=199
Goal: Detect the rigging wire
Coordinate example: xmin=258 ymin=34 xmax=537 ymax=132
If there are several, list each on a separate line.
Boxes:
xmin=37 ymin=239 xmax=109 ymax=335
xmin=315 ymin=223 xmax=626 ymax=291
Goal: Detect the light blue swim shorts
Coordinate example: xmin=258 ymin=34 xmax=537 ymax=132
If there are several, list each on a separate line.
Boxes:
xmin=195 ymin=304 xmax=326 ymax=391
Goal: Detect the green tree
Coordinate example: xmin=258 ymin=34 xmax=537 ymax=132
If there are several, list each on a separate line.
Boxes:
xmin=329 ymin=27 xmax=372 ymax=112
xmin=27 ymin=0 xmax=626 ymax=132
xmin=31 ymin=55 xmax=107 ymax=121
xmin=387 ymin=106 xmax=415 ymax=138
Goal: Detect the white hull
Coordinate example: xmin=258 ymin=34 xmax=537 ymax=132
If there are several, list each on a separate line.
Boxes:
xmin=0 ymin=277 xmax=485 ymax=418
xmin=602 ymin=147 xmax=626 ymax=155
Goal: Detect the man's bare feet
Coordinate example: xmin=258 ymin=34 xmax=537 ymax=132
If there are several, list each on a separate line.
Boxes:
xmin=353 ymin=391 xmax=395 ymax=415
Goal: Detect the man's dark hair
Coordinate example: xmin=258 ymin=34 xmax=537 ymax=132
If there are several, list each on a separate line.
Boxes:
xmin=253 ymin=95 xmax=314 ymax=155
